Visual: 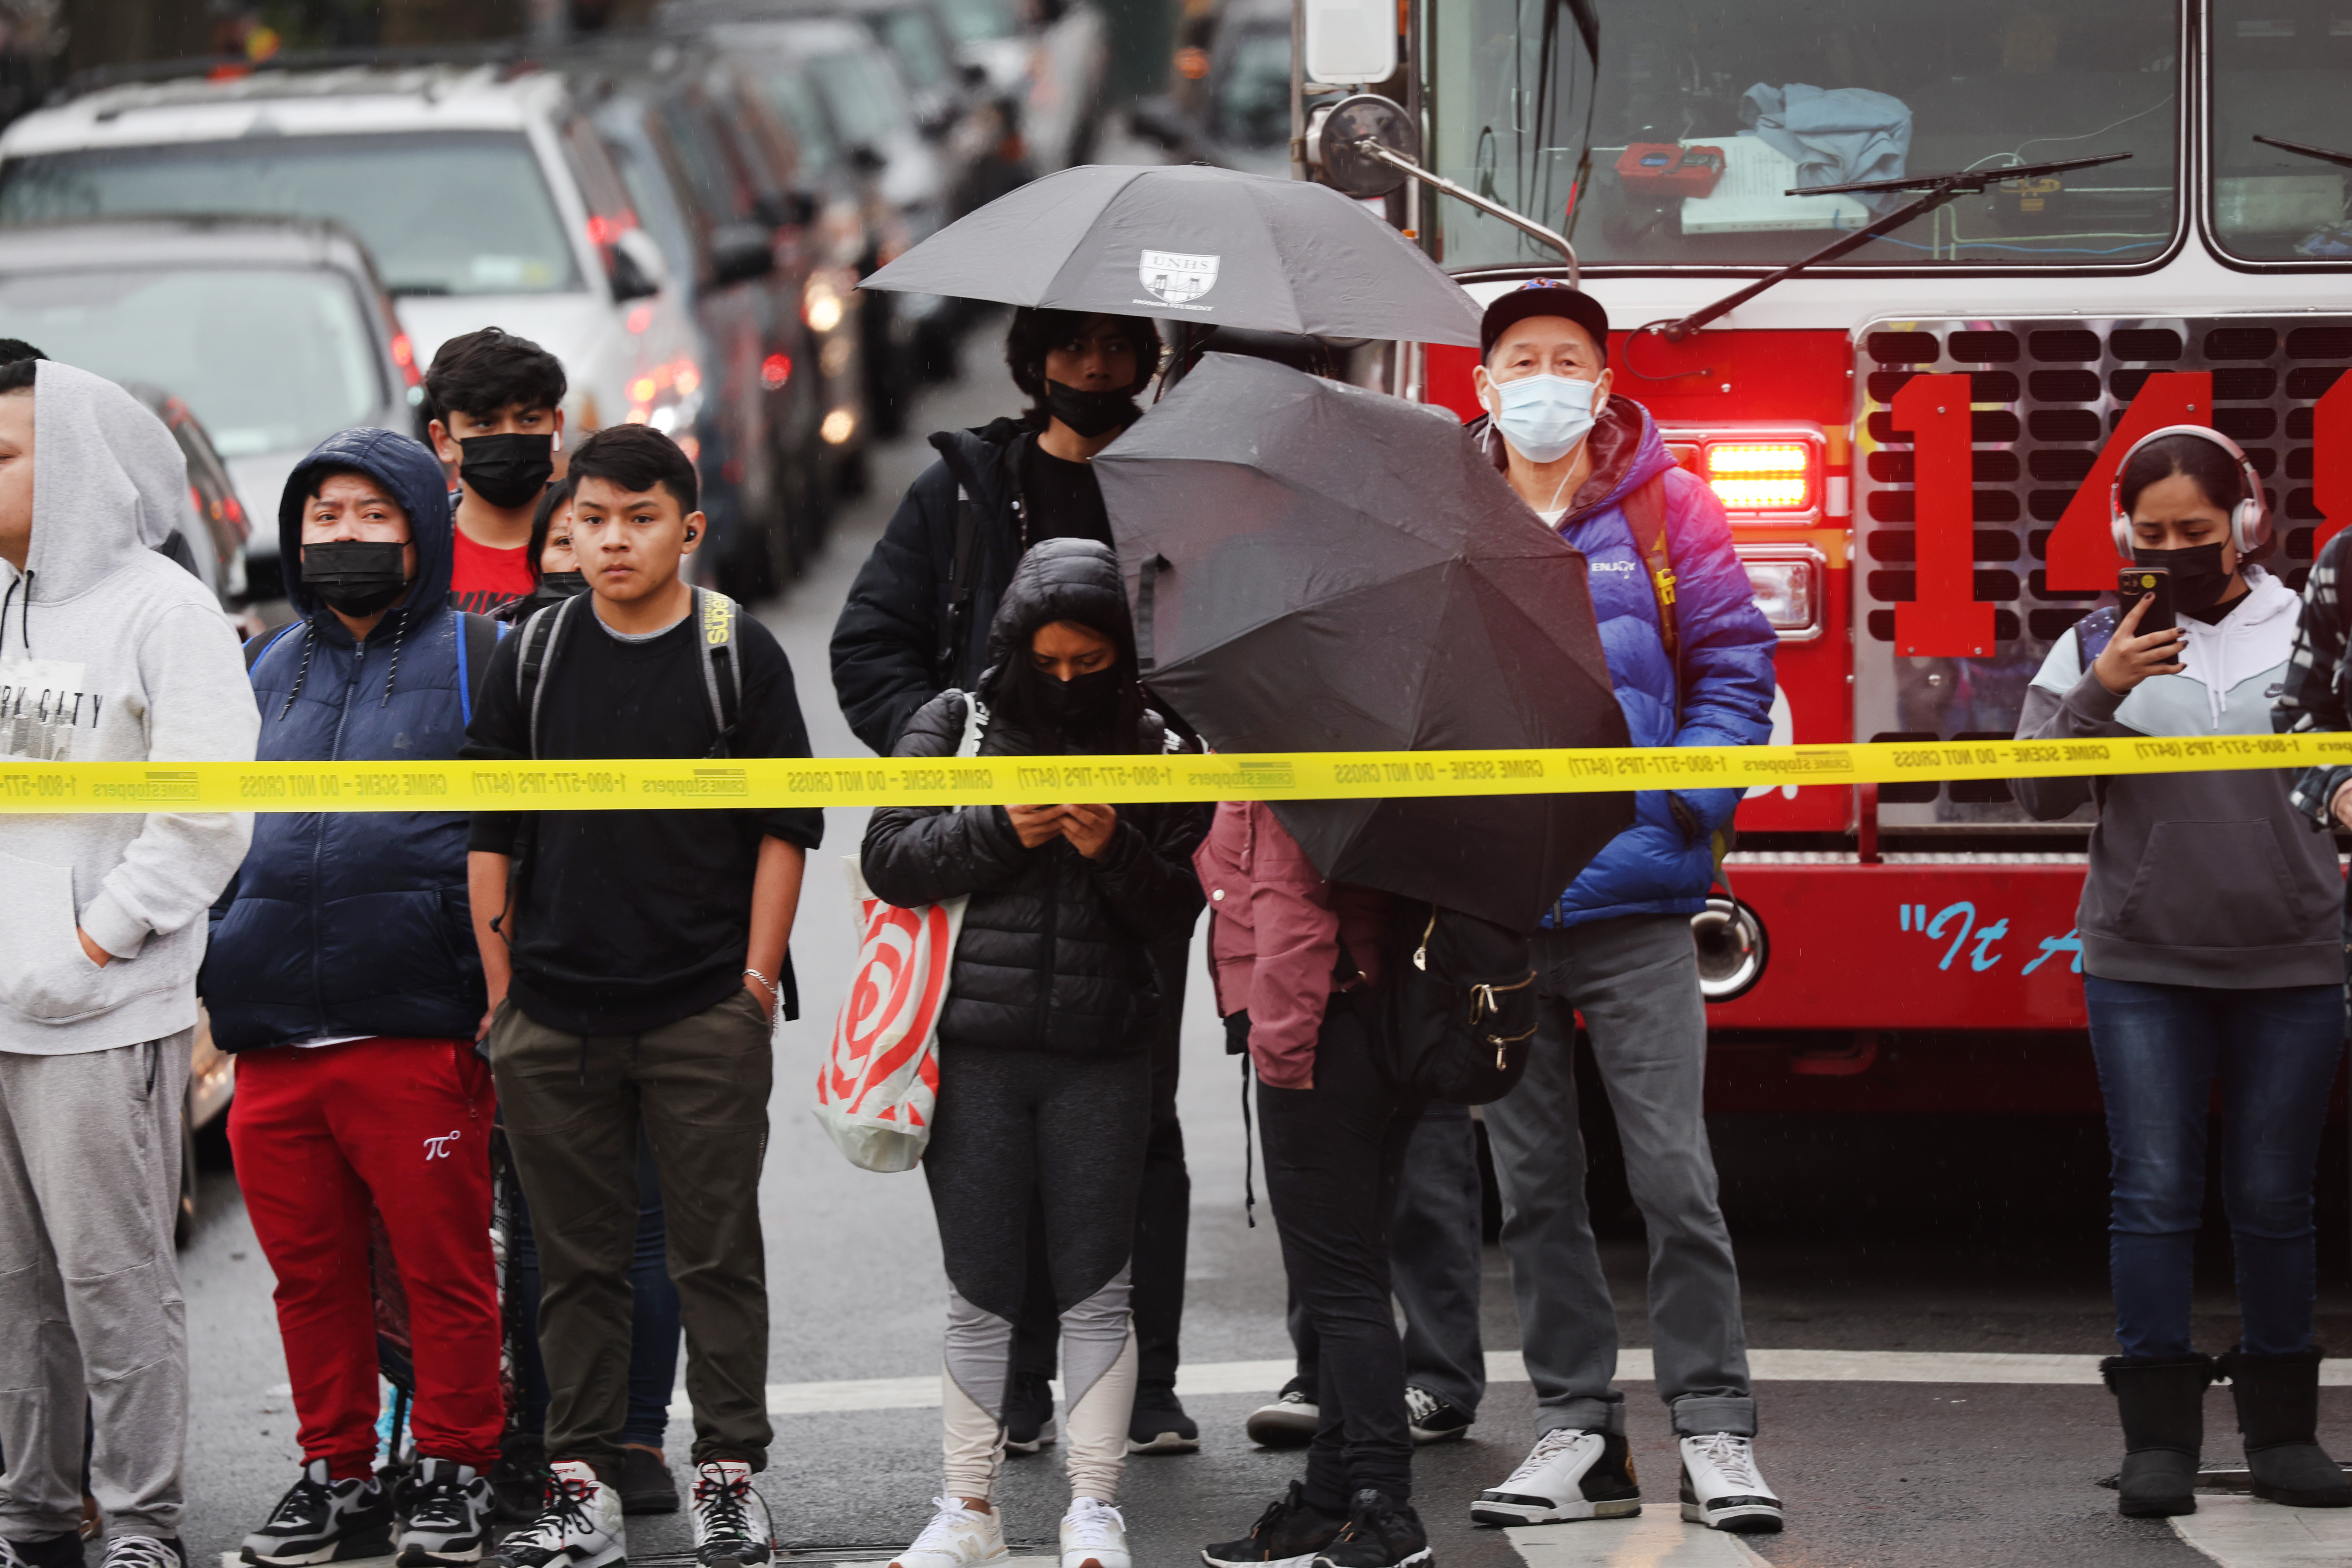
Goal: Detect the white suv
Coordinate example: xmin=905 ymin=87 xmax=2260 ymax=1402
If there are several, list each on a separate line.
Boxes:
xmin=0 ymin=62 xmax=703 ymax=508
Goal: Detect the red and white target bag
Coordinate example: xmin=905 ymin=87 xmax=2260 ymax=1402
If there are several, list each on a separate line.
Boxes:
xmin=817 ymin=697 xmax=985 ymax=1172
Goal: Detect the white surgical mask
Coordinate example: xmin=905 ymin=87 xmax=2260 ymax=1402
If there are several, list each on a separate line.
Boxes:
xmin=1489 ymin=373 xmax=1599 ymax=464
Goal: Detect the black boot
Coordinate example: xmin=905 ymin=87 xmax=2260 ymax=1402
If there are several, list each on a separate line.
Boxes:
xmin=2217 ymin=1347 xmax=2352 ymax=1507
xmin=2101 ymin=1354 xmax=2214 ymax=1517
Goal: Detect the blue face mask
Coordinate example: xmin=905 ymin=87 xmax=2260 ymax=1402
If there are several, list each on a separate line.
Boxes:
xmin=1489 ymin=373 xmax=1600 ymax=464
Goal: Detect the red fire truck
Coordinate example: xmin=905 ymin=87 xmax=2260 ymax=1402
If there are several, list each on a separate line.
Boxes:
xmin=1309 ymin=0 xmax=2352 ymax=1113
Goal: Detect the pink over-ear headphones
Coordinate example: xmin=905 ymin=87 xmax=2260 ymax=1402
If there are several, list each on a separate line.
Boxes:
xmin=2109 ymin=423 xmax=2269 ymax=556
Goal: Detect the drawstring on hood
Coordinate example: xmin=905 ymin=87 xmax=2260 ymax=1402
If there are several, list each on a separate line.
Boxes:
xmin=381 ymin=606 xmax=410 ymax=708
xmin=278 ymin=623 xmax=316 ymax=721
xmin=0 ymin=571 xmax=23 ymax=650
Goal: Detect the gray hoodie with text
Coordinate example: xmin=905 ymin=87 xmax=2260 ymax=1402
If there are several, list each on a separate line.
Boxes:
xmin=2012 ymin=567 xmax=2339 ymax=990
xmin=0 ymin=361 xmax=256 ymax=1054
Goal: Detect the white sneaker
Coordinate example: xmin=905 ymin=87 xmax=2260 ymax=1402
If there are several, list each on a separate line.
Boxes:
xmin=890 ymin=1498 xmax=1008 ymax=1568
xmin=483 ymin=1461 xmax=625 ymax=1568
xmin=1471 ymin=1429 xmax=1642 ymax=1526
xmin=690 ymin=1462 xmax=773 ymax=1568
xmin=1243 ymin=1378 xmax=1319 ymax=1447
xmin=1058 ymin=1498 xmax=1128 ymax=1568
xmin=1678 ymin=1433 xmax=1783 ymax=1534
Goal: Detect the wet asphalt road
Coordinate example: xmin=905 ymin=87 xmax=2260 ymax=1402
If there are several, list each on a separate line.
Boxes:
xmin=171 ymin=358 xmax=2352 ymax=1568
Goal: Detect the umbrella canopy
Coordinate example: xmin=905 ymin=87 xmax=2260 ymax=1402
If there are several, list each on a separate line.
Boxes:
xmin=1094 ymin=353 xmax=1633 ymax=931
xmin=859 ymin=163 xmax=1484 ymax=348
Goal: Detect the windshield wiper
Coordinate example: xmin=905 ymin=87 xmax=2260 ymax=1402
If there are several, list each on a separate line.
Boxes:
xmin=1646 ymin=151 xmax=2132 ymax=343
xmin=2254 ymin=133 xmax=2352 ymax=171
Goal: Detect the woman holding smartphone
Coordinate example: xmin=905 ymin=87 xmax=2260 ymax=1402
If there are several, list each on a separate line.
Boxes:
xmin=2013 ymin=427 xmax=2348 ymax=1519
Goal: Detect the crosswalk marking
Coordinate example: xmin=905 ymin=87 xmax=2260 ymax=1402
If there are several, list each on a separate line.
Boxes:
xmin=1504 ymin=1514 xmax=1770 ymax=1566
xmin=2170 ymin=1494 xmax=2352 ymax=1565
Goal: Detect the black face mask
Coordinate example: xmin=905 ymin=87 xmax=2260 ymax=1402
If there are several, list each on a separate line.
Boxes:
xmin=2134 ymin=541 xmax=2234 ymax=612
xmin=303 ymin=539 xmax=410 ymax=617
xmin=513 ymin=571 xmax=590 ymax=618
xmin=459 ymin=433 xmax=556 ymax=509
xmin=1031 ymin=666 xmax=1122 ymax=727
xmin=1043 ymin=380 xmax=1140 ymax=440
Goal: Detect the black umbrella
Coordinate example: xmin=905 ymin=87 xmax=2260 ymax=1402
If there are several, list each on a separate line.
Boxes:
xmin=859 ymin=163 xmax=1483 ymax=347
xmin=1094 ymin=353 xmax=1633 ymax=932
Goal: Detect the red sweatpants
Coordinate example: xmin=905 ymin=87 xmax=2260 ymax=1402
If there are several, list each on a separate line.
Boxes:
xmin=230 ymin=1038 xmax=503 ymax=1474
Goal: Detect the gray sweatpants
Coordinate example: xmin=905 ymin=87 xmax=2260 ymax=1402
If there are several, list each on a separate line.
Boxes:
xmin=1485 ymin=915 xmax=1755 ymax=1439
xmin=0 ymin=1035 xmax=191 ymax=1541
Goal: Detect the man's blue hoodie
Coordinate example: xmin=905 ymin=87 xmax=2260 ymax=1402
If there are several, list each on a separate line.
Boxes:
xmin=201 ymin=428 xmax=498 ymax=1050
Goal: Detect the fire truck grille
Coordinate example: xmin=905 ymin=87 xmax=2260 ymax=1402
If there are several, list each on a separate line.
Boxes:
xmin=1852 ymin=314 xmax=2348 ymax=821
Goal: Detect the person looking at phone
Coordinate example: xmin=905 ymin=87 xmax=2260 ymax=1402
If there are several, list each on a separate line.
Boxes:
xmin=2012 ymin=426 xmax=2348 ymax=1521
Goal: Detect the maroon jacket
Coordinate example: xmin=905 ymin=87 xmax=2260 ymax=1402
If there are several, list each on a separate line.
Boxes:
xmin=1195 ymin=800 xmax=1390 ymax=1089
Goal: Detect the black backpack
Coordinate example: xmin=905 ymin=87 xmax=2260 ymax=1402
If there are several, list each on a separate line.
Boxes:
xmin=1379 ymin=901 xmax=1538 ymax=1105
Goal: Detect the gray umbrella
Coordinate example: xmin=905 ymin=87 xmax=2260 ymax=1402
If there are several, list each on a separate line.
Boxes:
xmin=1094 ymin=353 xmax=1633 ymax=931
xmin=859 ymin=163 xmax=1483 ymax=347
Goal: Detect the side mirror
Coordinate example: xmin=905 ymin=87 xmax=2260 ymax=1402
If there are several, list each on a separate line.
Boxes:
xmin=710 ymin=223 xmax=778 ymax=287
xmin=608 ymin=227 xmax=668 ymax=303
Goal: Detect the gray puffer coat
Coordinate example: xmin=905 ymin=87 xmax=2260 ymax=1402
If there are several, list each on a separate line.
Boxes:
xmin=860 ymin=539 xmax=1208 ymax=1054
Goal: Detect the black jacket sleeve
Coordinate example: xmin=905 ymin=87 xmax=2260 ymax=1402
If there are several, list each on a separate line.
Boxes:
xmin=1083 ymin=800 xmax=1209 ymax=943
xmin=831 ymin=460 xmax=958 ymax=757
xmin=860 ymin=692 xmax=1030 ymax=906
xmin=462 ymin=626 xmax=528 ymax=855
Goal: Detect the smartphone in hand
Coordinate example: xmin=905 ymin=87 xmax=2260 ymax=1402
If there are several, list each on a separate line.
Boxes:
xmin=2118 ymin=565 xmax=2176 ymax=637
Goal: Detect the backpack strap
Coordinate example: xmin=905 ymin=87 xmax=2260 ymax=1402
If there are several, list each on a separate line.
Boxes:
xmin=454 ymin=611 xmax=505 ymax=729
xmin=514 ymin=594 xmax=579 ymax=761
xmin=243 ymin=620 xmax=305 ymax=675
xmin=2074 ymin=605 xmax=2121 ymax=668
xmin=694 ymin=588 xmax=742 ymax=759
xmin=937 ymin=485 xmax=982 ymax=686
xmin=1625 ymin=473 xmax=1680 ymax=696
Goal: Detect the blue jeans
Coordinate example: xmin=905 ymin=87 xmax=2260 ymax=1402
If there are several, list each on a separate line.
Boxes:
xmin=511 ymin=1134 xmax=682 ymax=1448
xmin=2085 ymin=975 xmax=2345 ymax=1359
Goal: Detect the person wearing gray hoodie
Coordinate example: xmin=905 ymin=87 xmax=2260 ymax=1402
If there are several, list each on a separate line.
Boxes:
xmin=2012 ymin=426 xmax=2347 ymax=1524
xmin=0 ymin=359 xmax=258 ymax=1568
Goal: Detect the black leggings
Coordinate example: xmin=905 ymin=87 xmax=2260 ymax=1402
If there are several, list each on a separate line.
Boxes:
xmin=1256 ymin=994 xmax=1423 ymax=1509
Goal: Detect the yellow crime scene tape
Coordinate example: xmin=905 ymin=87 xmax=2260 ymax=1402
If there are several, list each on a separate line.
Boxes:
xmin=3 ymin=731 xmax=2351 ymax=812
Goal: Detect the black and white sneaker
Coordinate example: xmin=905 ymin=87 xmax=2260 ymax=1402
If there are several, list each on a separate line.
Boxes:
xmin=689 ymin=1462 xmax=772 ymax=1568
xmin=100 ymin=1541 xmax=186 ymax=1568
xmin=483 ymin=1461 xmax=624 ymax=1568
xmin=1243 ymin=1377 xmax=1318 ymax=1449
xmin=1004 ymin=1374 xmax=1058 ymax=1456
xmin=396 ymin=1459 xmax=493 ymax=1565
xmin=1678 ymin=1433 xmax=1782 ymax=1534
xmin=1471 ymin=1429 xmax=1641 ymax=1526
xmin=1404 ymin=1387 xmax=1472 ymax=1446
xmin=1310 ymin=1492 xmax=1428 ymax=1568
xmin=242 ymin=1461 xmax=394 ymax=1565
xmin=1128 ymin=1389 xmax=1201 ymax=1455
xmin=1200 ymin=1482 xmax=1345 ymax=1568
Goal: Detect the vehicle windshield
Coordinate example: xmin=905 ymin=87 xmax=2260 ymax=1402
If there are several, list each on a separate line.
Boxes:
xmin=1427 ymin=0 xmax=2182 ymax=271
xmin=2208 ymin=0 xmax=2352 ymax=262
xmin=873 ymin=9 xmax=952 ymax=93
xmin=0 ymin=132 xmax=581 ymax=296
xmin=932 ymin=0 xmax=1018 ymax=44
xmin=812 ymin=45 xmax=913 ymax=148
xmin=0 ymin=266 xmax=383 ymax=457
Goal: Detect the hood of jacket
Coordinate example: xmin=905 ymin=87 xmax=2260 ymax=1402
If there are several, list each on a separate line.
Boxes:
xmin=277 ymin=426 xmax=455 ymax=624
xmin=2172 ymin=567 xmax=2300 ymax=728
xmin=1466 ymin=392 xmax=1675 ymax=524
xmin=11 ymin=361 xmax=194 ymax=612
xmin=980 ymin=534 xmax=1142 ymax=688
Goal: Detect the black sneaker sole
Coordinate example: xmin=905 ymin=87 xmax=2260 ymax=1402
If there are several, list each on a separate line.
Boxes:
xmin=242 ymin=1530 xmax=395 ymax=1567
xmin=1681 ymin=1501 xmax=1785 ymax=1533
xmin=1469 ymin=1497 xmax=1639 ymax=1527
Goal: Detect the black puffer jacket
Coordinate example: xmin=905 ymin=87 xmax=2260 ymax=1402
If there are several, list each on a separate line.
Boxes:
xmin=861 ymin=539 xmax=1208 ymax=1054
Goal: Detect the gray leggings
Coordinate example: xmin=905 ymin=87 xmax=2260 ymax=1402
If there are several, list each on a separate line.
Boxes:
xmin=922 ymin=1041 xmax=1151 ymax=1498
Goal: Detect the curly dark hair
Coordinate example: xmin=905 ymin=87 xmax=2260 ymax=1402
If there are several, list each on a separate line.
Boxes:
xmin=1004 ymin=309 xmax=1163 ymax=413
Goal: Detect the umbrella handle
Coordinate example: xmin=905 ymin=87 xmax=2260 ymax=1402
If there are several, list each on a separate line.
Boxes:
xmin=1135 ymin=553 xmax=1168 ymax=674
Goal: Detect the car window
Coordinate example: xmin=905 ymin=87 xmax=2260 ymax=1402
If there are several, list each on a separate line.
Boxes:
xmin=874 ymin=9 xmax=951 ymax=92
xmin=658 ymin=96 xmax=755 ymax=226
xmin=2209 ymin=0 xmax=2352 ymax=262
xmin=931 ymin=0 xmax=1019 ymax=44
xmin=0 ymin=266 xmax=384 ymax=456
xmin=816 ymin=47 xmax=912 ymax=147
xmin=605 ymin=130 xmax=697 ymax=286
xmin=753 ymin=62 xmax=842 ymax=176
xmin=0 ymin=132 xmax=583 ymax=296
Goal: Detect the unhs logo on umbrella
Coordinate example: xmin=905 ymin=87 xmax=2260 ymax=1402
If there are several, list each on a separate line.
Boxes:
xmin=1139 ymin=249 xmax=1220 ymax=304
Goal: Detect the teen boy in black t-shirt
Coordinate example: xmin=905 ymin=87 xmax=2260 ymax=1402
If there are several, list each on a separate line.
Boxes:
xmin=464 ymin=423 xmax=819 ymax=1568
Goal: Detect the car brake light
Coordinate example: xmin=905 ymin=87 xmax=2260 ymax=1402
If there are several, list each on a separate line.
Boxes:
xmin=390 ymin=332 xmax=421 ymax=388
xmin=761 ymin=353 xmax=793 ymax=390
xmin=1705 ymin=442 xmax=1813 ymax=511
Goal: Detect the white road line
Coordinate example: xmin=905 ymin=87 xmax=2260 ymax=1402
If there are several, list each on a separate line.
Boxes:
xmin=1504 ymin=1514 xmax=1770 ymax=1566
xmin=2170 ymin=1493 xmax=2352 ymax=1564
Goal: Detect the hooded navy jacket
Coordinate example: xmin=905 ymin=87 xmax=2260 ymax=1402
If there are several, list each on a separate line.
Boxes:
xmin=201 ymin=428 xmax=497 ymax=1051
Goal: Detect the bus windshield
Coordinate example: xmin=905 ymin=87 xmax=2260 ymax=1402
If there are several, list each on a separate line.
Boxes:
xmin=1427 ymin=0 xmax=2182 ymax=272
xmin=2208 ymin=0 xmax=2352 ymax=263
